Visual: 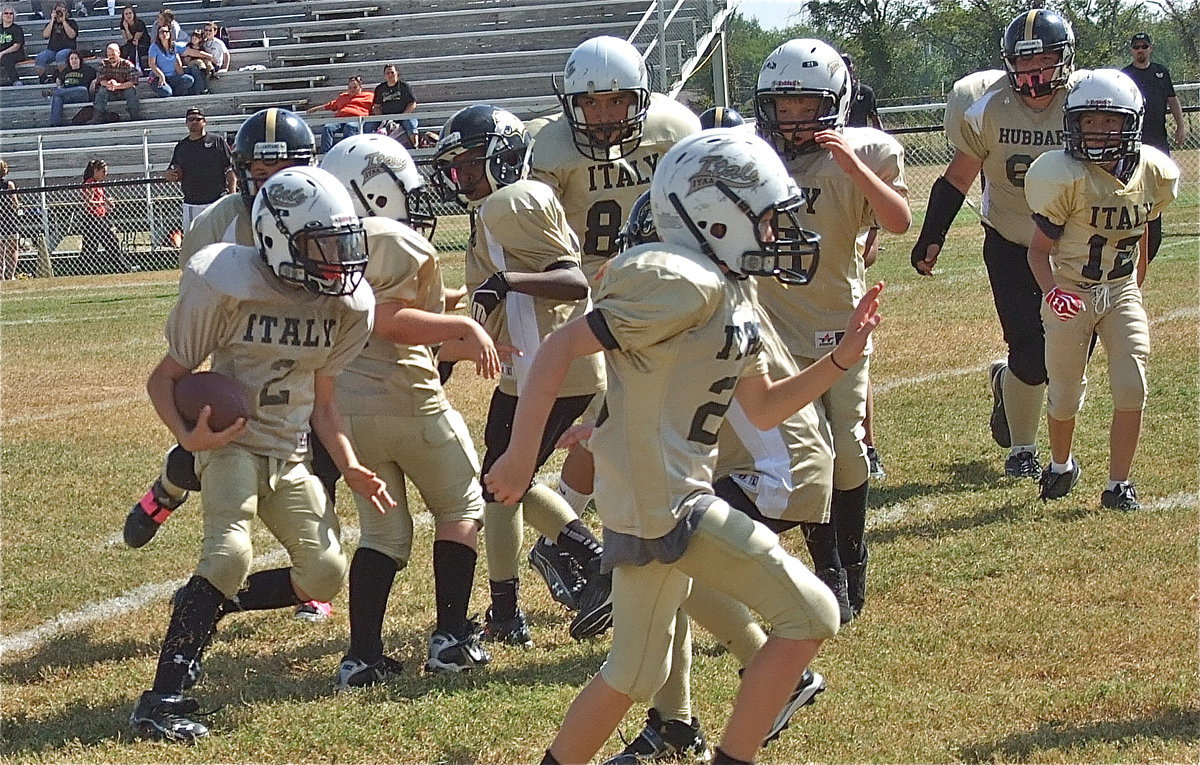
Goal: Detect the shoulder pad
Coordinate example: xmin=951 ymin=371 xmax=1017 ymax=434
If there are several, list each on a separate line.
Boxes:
xmin=186 ymin=244 xmax=270 ymax=300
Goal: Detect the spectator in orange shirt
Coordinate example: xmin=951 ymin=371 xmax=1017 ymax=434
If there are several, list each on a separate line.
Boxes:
xmin=306 ymin=75 xmax=375 ymax=152
xmin=81 ymin=158 xmax=134 ymax=272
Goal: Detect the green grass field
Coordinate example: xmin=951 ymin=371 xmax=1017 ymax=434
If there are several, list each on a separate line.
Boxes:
xmin=1 ymin=202 xmax=1197 ymax=763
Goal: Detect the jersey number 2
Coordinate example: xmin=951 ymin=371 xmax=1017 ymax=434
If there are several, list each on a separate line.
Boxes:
xmin=258 ymin=359 xmax=296 ymax=406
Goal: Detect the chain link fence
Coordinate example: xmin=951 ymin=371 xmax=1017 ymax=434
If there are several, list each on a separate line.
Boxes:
xmin=2 ymin=112 xmax=1196 ymax=280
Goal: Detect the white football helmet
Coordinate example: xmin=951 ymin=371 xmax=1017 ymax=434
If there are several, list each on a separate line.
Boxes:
xmin=650 ymin=129 xmax=820 ymax=285
xmin=321 ymin=133 xmax=436 ymax=236
xmin=555 ymin=35 xmax=652 ymax=160
xmin=252 ymin=166 xmax=368 ymax=296
xmin=1063 ymin=68 xmax=1144 ymax=163
xmin=754 ymin=39 xmax=851 ymax=156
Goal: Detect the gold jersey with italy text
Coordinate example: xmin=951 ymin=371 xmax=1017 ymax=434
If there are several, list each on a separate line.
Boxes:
xmin=1026 ymin=146 xmax=1180 ymax=284
xmin=715 ymin=302 xmax=834 ymax=524
xmin=953 ymin=81 xmax=1068 ymax=246
xmin=942 ymin=70 xmax=1005 ymax=154
xmin=168 ymin=243 xmax=374 ymax=461
xmin=757 ymin=126 xmax=907 ymax=359
xmin=589 ymin=242 xmax=767 ymax=539
xmin=336 ymin=215 xmax=450 ymax=418
xmin=466 ymin=177 xmax=603 ymax=398
xmin=529 ymin=93 xmax=700 ymax=279
xmin=179 ymin=193 xmax=252 ymax=267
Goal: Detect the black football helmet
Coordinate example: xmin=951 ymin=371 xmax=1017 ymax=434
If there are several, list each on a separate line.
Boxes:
xmin=1001 ymin=9 xmax=1075 ymax=98
xmin=432 ymin=104 xmax=530 ymax=204
xmin=233 ymin=108 xmax=316 ymax=206
xmin=616 ymin=189 xmax=656 ymax=253
xmin=699 ymin=106 xmax=745 ymax=130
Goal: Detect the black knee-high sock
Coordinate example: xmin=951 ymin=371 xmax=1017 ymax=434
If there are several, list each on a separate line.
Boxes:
xmin=348 ymin=548 xmax=399 ymax=663
xmin=713 ymin=747 xmax=754 ymax=765
xmin=224 ymin=567 xmax=301 ymax=612
xmin=802 ymin=521 xmax=842 ymax=571
xmin=433 ymin=540 xmax=477 ymax=637
xmin=152 ymin=575 xmax=224 ymax=694
xmin=556 ymin=519 xmax=602 ymax=567
xmin=831 ymin=481 xmax=869 ymax=566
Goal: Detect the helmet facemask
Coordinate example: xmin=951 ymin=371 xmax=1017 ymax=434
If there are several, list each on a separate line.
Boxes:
xmin=1065 ymin=108 xmax=1141 ymax=164
xmin=258 ymin=191 xmax=368 ymax=297
xmin=433 ymin=131 xmax=529 ymax=205
xmin=665 ymin=181 xmax=820 ymax=286
xmin=1004 ymin=48 xmax=1072 ymax=98
xmin=755 ymin=91 xmax=841 ymax=157
xmin=556 ymin=83 xmax=651 ymax=161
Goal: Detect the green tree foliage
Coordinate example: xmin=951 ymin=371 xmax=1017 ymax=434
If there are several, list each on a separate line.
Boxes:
xmin=720 ymin=0 xmax=1196 ymax=107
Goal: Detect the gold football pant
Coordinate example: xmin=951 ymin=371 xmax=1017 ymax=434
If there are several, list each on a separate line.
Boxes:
xmin=344 ymin=409 xmax=485 ymax=565
xmin=193 ymin=446 xmax=346 ymax=601
xmin=600 ymin=498 xmax=839 ymax=701
xmin=1043 ymin=278 xmax=1149 ymax=421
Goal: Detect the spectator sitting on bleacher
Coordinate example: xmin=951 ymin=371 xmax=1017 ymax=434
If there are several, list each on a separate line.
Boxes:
xmin=147 ymin=26 xmax=203 ymax=97
xmin=151 ymin=8 xmax=180 ymax=44
xmin=183 ymin=29 xmax=216 ymax=86
xmin=34 ymin=2 xmax=77 ymax=83
xmin=0 ymin=5 xmax=25 ymax=86
xmin=306 ymin=75 xmax=374 ymax=153
xmin=92 ymin=41 xmax=140 ymax=122
xmin=118 ymin=5 xmax=149 ymax=72
xmin=48 ymin=48 xmax=94 ymax=125
xmin=200 ymin=20 xmax=228 ymax=74
xmin=371 ymin=63 xmax=417 ymax=148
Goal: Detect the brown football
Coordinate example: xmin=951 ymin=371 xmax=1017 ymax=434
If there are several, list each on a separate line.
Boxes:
xmin=174 ymin=371 xmax=251 ymax=431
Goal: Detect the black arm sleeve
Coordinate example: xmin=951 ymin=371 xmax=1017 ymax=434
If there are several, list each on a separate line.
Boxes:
xmin=586 ymin=309 xmax=620 ymax=351
xmin=1032 ymin=213 xmax=1064 ymax=241
xmin=909 ymin=176 xmax=967 ymax=271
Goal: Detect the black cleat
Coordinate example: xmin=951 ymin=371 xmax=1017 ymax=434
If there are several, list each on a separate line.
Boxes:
xmin=426 ymin=622 xmax=491 ymax=672
xmin=482 ymin=606 xmax=532 ymax=648
xmin=124 ymin=479 xmax=187 ymax=548
xmin=528 ymin=536 xmax=585 ymax=611
xmin=1039 ymin=460 xmax=1080 ymax=501
xmin=129 ymin=691 xmax=209 ymax=742
xmin=569 ymin=558 xmax=612 ymax=641
xmin=1004 ymin=450 xmax=1041 ymax=479
xmin=602 ymin=707 xmax=708 ymax=764
xmin=1100 ymin=482 xmax=1141 ymax=511
xmin=763 ymin=669 xmax=826 ymax=746
xmin=334 ymin=654 xmax=404 ymax=690
xmin=989 ymin=360 xmax=1011 ymax=449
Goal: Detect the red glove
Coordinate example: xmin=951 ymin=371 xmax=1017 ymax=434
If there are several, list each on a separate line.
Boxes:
xmin=1045 ymin=287 xmax=1085 ymax=322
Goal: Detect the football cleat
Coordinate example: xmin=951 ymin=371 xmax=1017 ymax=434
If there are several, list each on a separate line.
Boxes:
xmin=129 ymin=691 xmax=209 ymax=743
xmin=1004 ymin=450 xmax=1041 ymax=479
xmin=814 ymin=567 xmax=853 ymax=625
xmin=426 ymin=622 xmax=492 ymax=673
xmin=602 ymin=707 xmax=708 ymax=765
xmin=124 ymin=480 xmax=188 ymax=548
xmin=528 ymin=536 xmax=585 ymax=611
xmin=989 ymin=360 xmax=1011 ymax=449
xmin=294 ymin=600 xmax=332 ymax=622
xmin=866 ymin=446 xmax=886 ymax=481
xmin=1100 ymin=482 xmax=1141 ymax=511
xmin=763 ymin=669 xmax=826 ymax=746
xmin=334 ymin=654 xmax=404 ymax=691
xmin=569 ymin=559 xmax=613 ymax=641
xmin=1038 ymin=460 xmax=1080 ymax=501
xmin=482 ymin=606 xmax=533 ymax=648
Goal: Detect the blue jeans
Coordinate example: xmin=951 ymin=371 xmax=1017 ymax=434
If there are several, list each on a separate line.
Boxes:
xmin=321 ymin=121 xmax=360 ymax=153
xmin=34 ymin=48 xmax=71 ymax=72
xmin=93 ymin=83 xmax=142 ymax=120
xmin=151 ymin=72 xmax=196 ymax=97
xmin=49 ymin=85 xmax=91 ymax=126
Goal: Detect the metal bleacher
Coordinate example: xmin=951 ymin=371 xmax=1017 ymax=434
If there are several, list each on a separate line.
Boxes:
xmin=0 ymin=0 xmax=680 ymax=183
